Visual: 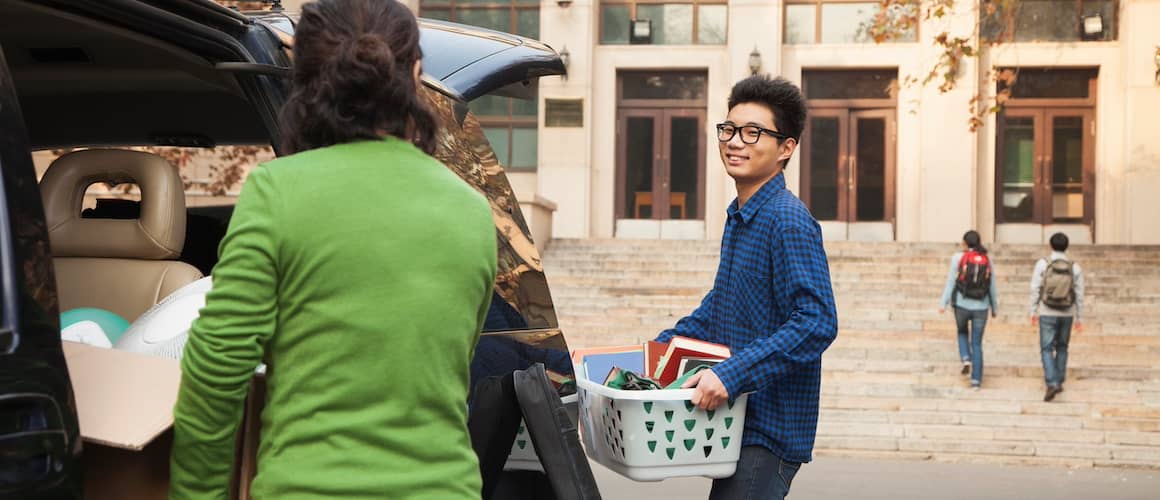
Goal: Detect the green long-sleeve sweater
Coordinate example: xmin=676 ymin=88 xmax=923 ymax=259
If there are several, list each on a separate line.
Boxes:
xmin=170 ymin=138 xmax=497 ymax=500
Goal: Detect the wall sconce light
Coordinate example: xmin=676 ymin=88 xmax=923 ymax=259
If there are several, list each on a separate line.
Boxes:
xmin=559 ymin=45 xmax=570 ymax=80
xmin=1080 ymin=14 xmax=1103 ymax=40
xmin=556 ymin=0 xmax=572 ymax=7
xmin=748 ymin=46 xmax=762 ymax=76
xmin=630 ymin=19 xmax=652 ymax=45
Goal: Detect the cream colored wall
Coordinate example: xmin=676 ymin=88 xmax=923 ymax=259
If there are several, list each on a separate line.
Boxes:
xmin=572 ymin=0 xmax=781 ymax=239
xmin=1121 ymin=0 xmax=1160 ymax=244
xmin=507 ymin=171 xmax=539 ymax=201
xmin=537 ymin=0 xmax=595 ymax=239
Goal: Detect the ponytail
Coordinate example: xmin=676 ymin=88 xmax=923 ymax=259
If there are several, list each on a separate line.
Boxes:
xmin=963 ymin=230 xmax=987 ymax=254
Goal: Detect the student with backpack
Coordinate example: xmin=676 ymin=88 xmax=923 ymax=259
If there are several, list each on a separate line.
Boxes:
xmin=1030 ymin=232 xmax=1085 ymax=402
xmin=939 ymin=230 xmax=999 ymax=390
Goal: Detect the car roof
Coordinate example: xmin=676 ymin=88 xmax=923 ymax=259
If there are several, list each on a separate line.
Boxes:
xmin=0 ymin=0 xmax=564 ymax=148
xmin=255 ymin=14 xmax=566 ymax=102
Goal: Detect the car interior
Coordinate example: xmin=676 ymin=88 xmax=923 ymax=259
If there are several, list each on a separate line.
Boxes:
xmin=0 ymin=1 xmax=277 ymax=323
xmin=39 ymin=149 xmax=205 ymax=322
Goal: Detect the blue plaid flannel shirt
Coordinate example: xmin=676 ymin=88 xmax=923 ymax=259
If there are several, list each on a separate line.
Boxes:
xmin=656 ymin=173 xmax=838 ymax=463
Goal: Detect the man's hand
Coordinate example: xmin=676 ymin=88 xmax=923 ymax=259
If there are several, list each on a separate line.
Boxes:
xmin=1076 ymin=321 xmax=1083 ymax=333
xmin=1031 ymin=315 xmax=1039 ymax=327
xmin=938 ymin=307 xmax=946 ymax=315
xmin=681 ymin=369 xmax=730 ymax=411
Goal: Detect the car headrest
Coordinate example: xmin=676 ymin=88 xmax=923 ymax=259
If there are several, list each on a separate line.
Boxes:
xmin=40 ymin=149 xmax=186 ymax=260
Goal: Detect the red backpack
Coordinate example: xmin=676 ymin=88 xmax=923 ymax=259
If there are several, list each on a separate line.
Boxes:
xmin=955 ymin=250 xmax=991 ymax=300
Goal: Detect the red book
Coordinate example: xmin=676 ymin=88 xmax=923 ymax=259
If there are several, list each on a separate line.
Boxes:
xmin=644 ymin=340 xmax=669 ymax=380
xmin=654 ymin=336 xmax=730 ymax=386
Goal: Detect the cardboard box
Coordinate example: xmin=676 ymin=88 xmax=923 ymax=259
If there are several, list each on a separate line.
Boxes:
xmin=63 ymin=341 xmax=261 ymax=500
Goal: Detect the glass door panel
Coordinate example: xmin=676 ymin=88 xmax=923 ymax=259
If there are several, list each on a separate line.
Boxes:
xmin=807 ymin=116 xmax=842 ymax=220
xmin=668 ymin=115 xmax=701 ymax=220
xmin=998 ymin=112 xmax=1041 ymax=222
xmin=996 ymin=108 xmax=1093 ymax=226
xmin=1048 ymin=113 xmax=1086 ymax=223
xmin=803 ymin=110 xmax=848 ymax=221
xmin=851 ymin=112 xmax=889 ymax=221
xmin=623 ymin=115 xmax=658 ymax=218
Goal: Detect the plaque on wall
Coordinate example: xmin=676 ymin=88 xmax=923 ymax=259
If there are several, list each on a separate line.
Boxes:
xmin=545 ymin=98 xmax=583 ymax=127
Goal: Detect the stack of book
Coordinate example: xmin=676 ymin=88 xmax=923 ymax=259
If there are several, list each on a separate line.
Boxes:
xmin=573 ymin=336 xmax=731 ymax=388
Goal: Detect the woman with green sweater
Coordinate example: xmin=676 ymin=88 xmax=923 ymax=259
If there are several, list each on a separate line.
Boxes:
xmin=169 ymin=1 xmax=497 ymax=498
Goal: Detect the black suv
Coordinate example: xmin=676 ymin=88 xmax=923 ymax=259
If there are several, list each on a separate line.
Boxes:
xmin=0 ymin=1 xmax=579 ymax=498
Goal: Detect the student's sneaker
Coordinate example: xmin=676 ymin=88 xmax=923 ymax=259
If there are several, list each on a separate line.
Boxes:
xmin=970 ymin=382 xmax=981 ymax=391
xmin=961 ymin=361 xmax=971 ymax=376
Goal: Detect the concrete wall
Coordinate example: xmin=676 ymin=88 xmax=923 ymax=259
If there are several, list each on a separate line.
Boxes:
xmin=1121 ymin=0 xmax=1160 ymax=244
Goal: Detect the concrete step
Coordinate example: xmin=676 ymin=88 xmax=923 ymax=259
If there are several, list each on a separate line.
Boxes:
xmin=547 ymin=239 xmax=1160 ymax=469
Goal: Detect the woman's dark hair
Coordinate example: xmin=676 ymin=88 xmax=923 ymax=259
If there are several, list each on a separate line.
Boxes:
xmin=280 ymin=0 xmax=437 ymax=155
xmin=963 ymin=230 xmax=987 ymax=254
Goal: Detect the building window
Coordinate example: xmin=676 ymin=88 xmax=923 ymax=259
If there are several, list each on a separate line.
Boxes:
xmin=419 ymin=0 xmax=540 ymax=38
xmin=600 ymin=0 xmax=728 ymax=45
xmin=472 ymin=94 xmax=539 ymax=171
xmin=420 ymin=0 xmax=540 ymax=171
xmin=982 ymin=0 xmax=1117 ymax=42
xmin=785 ymin=0 xmax=918 ymax=44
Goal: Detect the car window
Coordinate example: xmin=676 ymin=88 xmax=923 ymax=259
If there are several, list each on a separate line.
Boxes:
xmin=34 ymin=146 xmax=275 ymax=204
xmin=421 ymin=87 xmax=559 ymax=333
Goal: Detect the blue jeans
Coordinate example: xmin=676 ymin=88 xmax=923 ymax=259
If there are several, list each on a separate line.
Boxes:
xmin=1039 ymin=315 xmax=1074 ymax=387
xmin=709 ymin=446 xmax=800 ymax=500
xmin=954 ymin=307 xmax=988 ymax=385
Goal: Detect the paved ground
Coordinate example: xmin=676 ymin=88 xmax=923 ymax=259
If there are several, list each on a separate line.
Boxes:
xmin=591 ymin=456 xmax=1160 ymax=500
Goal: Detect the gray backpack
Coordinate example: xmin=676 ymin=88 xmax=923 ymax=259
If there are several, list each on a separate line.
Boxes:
xmin=1040 ymin=258 xmax=1076 ymax=310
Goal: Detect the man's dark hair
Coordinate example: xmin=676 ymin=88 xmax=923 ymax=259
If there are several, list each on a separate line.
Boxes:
xmin=280 ymin=0 xmax=437 ymax=155
xmin=1050 ymin=232 xmax=1070 ymax=252
xmin=727 ymin=75 xmax=806 ymax=143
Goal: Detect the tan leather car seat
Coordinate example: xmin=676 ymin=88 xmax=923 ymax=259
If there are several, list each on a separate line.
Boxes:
xmin=40 ymin=149 xmax=204 ymax=322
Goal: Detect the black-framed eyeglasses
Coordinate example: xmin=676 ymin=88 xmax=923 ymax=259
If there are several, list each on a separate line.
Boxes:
xmin=715 ymin=123 xmax=791 ymax=144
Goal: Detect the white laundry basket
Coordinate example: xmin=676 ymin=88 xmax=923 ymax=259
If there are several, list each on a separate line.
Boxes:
xmin=503 ymin=393 xmax=580 ymax=471
xmin=576 ymin=365 xmax=748 ymax=481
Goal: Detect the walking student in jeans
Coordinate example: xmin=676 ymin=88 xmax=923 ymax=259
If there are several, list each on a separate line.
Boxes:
xmin=939 ymin=230 xmax=999 ymax=390
xmin=1030 ymin=232 xmax=1085 ymax=402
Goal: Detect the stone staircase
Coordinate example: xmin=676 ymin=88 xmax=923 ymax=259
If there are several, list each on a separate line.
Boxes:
xmin=544 ymin=239 xmax=1160 ymax=469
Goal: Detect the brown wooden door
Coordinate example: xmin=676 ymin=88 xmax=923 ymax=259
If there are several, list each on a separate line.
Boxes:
xmin=996 ymin=108 xmax=1094 ymax=225
xmin=802 ymin=108 xmax=895 ymax=222
xmin=616 ymin=108 xmax=705 ymax=220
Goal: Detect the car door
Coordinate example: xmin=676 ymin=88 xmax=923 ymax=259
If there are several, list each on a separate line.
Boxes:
xmin=0 ymin=42 xmax=82 ymax=500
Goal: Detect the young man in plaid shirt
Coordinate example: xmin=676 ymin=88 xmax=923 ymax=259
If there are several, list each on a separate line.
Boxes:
xmin=655 ymin=75 xmax=838 ymax=500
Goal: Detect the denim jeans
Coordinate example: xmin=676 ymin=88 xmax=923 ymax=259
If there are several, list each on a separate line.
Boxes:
xmin=1039 ymin=315 xmax=1074 ymax=387
xmin=954 ymin=307 xmax=988 ymax=385
xmin=709 ymin=446 xmax=801 ymax=500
